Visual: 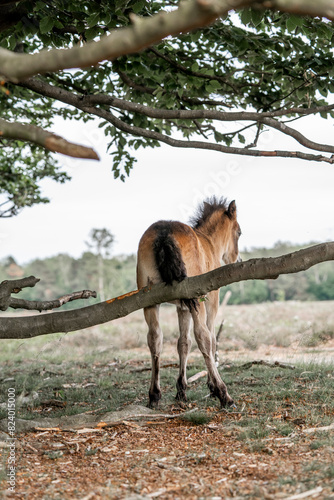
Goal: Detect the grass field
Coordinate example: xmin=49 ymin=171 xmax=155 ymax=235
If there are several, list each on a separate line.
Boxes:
xmin=0 ymin=300 xmax=334 ymax=499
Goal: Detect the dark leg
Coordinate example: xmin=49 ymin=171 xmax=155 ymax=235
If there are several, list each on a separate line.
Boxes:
xmin=205 ymin=290 xmax=219 ymax=394
xmin=176 ymin=306 xmax=192 ymax=401
xmin=144 ymin=305 xmax=163 ymax=408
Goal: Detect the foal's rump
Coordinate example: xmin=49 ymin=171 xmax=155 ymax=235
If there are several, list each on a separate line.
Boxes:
xmin=136 ymin=220 xmax=203 ymax=310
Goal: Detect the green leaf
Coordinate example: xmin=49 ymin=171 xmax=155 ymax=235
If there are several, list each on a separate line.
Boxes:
xmin=240 ymin=9 xmax=252 ymax=26
xmin=39 ymin=17 xmax=54 ymax=35
xmin=132 ymin=1 xmax=145 ymax=14
xmin=85 ymin=27 xmax=101 ymax=41
xmin=190 ymin=31 xmax=201 ymax=43
xmin=87 ymin=13 xmax=101 ymax=28
xmin=238 ymin=133 xmax=246 ymax=144
xmin=214 ymin=131 xmax=224 ymax=142
xmin=250 ymin=9 xmax=264 ymax=28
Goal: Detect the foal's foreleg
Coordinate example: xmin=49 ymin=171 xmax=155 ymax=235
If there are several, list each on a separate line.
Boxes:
xmin=144 ymin=306 xmax=163 ymax=408
xmin=205 ymin=290 xmax=219 ymax=361
xmin=205 ymin=291 xmax=219 ymax=394
xmin=176 ymin=307 xmax=192 ymax=402
xmin=192 ymin=303 xmax=233 ymax=408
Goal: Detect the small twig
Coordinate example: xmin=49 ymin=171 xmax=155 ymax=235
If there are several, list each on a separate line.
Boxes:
xmin=284 ymin=486 xmax=323 ymax=500
xmin=0 ymin=276 xmax=97 ymax=312
xmin=238 ymin=360 xmax=295 ymax=370
xmin=188 ymin=370 xmax=208 ymax=384
xmin=302 ymin=422 xmax=334 ymax=434
xmin=25 ymin=443 xmax=40 ymax=453
xmin=130 ymin=363 xmax=179 ymax=373
xmin=9 ymin=289 xmax=97 ymax=312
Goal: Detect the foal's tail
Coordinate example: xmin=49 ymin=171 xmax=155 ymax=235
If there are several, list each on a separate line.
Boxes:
xmin=153 ymin=225 xmax=198 ymax=312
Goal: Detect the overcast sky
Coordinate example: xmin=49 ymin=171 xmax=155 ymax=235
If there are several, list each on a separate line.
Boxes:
xmin=1 ymin=113 xmax=334 ymax=265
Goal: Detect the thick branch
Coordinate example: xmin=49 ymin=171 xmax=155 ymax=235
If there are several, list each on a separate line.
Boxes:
xmin=20 ymin=79 xmax=334 ymax=163
xmin=1 ymin=0 xmax=334 ymax=82
xmin=0 ymin=242 xmax=333 ymax=339
xmin=0 ymin=276 xmax=39 ymax=311
xmin=257 ymin=0 xmax=334 ymax=18
xmin=0 ymin=118 xmax=99 ymax=160
xmin=79 ymin=95 xmax=334 ymax=122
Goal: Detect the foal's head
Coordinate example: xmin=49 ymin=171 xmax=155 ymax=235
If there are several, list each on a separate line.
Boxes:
xmin=222 ymin=199 xmax=242 ymax=264
xmin=191 ymin=196 xmax=241 ymax=265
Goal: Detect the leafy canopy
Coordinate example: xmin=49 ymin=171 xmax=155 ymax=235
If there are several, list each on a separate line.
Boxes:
xmin=1 ymin=1 xmax=334 ymax=212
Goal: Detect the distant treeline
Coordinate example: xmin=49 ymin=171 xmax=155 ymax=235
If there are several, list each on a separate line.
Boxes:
xmin=1 ymin=242 xmax=333 ymax=307
xmin=1 ymin=253 xmax=137 ymax=308
xmin=222 ymin=242 xmax=334 ymax=304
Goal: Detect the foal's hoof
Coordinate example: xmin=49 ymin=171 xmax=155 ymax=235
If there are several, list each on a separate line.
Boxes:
xmin=176 ymin=400 xmax=187 ymax=410
xmin=148 ymin=401 xmax=159 ymax=409
xmin=148 ymin=390 xmax=161 ymax=409
xmin=220 ymin=397 xmax=236 ymax=409
xmin=175 ymin=391 xmax=187 ymax=402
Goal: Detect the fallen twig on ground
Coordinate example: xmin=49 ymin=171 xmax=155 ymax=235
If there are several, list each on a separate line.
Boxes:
xmin=188 ymin=370 xmax=208 ymax=384
xmin=285 ymin=486 xmax=323 ymax=500
xmin=238 ymin=360 xmax=295 ymax=370
xmin=130 ymin=363 xmax=179 ymax=373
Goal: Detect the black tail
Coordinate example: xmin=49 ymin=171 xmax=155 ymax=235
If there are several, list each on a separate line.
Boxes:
xmin=153 ymin=224 xmax=198 ymax=312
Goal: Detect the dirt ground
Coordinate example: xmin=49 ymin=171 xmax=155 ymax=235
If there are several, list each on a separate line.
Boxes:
xmin=2 ymin=406 xmax=334 ymax=500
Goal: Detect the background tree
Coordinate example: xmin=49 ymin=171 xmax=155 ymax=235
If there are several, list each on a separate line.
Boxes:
xmin=85 ymin=228 xmax=115 ymax=301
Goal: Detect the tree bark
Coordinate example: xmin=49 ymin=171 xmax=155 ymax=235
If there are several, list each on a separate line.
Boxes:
xmin=0 ymin=118 xmax=99 ymax=160
xmin=0 ymin=242 xmax=333 ymax=339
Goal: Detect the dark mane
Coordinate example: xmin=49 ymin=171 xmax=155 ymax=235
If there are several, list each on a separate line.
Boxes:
xmin=189 ymin=196 xmax=229 ymax=229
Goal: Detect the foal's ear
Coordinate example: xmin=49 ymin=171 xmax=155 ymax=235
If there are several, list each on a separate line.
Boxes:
xmin=227 ymin=200 xmax=237 ymax=220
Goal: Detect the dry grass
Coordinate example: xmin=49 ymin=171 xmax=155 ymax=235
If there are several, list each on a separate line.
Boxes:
xmin=1 ymin=300 xmax=334 ymax=368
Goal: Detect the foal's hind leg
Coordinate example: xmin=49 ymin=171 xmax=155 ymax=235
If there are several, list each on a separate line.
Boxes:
xmin=205 ymin=290 xmax=219 ymax=394
xmin=192 ymin=302 xmax=233 ymax=407
xmin=176 ymin=306 xmax=192 ymax=402
xmin=144 ymin=305 xmax=163 ymax=408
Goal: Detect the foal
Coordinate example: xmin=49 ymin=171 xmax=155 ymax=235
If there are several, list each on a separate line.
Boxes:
xmin=136 ymin=197 xmax=241 ymax=408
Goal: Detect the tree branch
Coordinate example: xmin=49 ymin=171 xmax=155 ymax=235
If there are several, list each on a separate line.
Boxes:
xmin=0 ymin=242 xmax=333 ymax=339
xmin=82 ymin=105 xmax=334 ymax=164
xmin=1 ymin=0 xmax=334 ymax=82
xmin=0 ymin=276 xmax=97 ymax=312
xmin=8 ymin=290 xmax=97 ymax=312
xmin=0 ymin=118 xmax=99 ymax=160
xmin=257 ymin=0 xmax=334 ymax=18
xmin=260 ymin=117 xmax=334 ymax=154
xmin=20 ymin=78 xmax=334 ymax=163
xmin=80 ymin=94 xmax=334 ymax=122
xmin=0 ymin=276 xmax=39 ymax=311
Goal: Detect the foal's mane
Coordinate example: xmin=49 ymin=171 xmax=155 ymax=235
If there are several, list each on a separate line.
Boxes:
xmin=189 ymin=196 xmax=229 ymax=229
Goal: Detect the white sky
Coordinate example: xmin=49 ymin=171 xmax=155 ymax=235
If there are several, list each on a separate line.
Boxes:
xmin=1 ymin=113 xmax=334 ymax=265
